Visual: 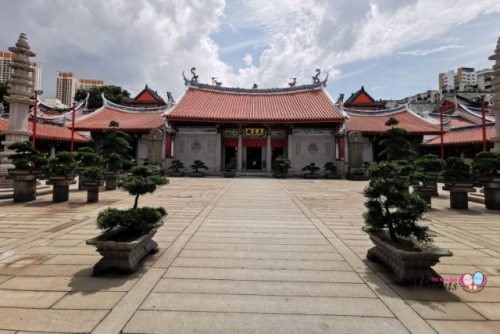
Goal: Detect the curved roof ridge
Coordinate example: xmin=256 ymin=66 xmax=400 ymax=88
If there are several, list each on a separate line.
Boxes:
xmin=102 ymin=93 xmax=169 ymax=113
xmin=186 ymin=81 xmax=325 ymax=95
xmin=343 ymin=104 xmax=408 ymax=116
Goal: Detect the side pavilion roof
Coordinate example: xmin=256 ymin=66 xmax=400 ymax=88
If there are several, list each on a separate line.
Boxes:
xmin=165 ymin=82 xmax=345 ymax=124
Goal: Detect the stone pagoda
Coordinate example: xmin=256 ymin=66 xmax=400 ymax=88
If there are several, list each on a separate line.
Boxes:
xmin=490 ymin=36 xmax=500 ymax=153
xmin=0 ymin=33 xmax=36 ymax=188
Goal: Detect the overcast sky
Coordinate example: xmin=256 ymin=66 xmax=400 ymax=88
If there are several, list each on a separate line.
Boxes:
xmin=1 ymin=0 xmax=499 ymax=101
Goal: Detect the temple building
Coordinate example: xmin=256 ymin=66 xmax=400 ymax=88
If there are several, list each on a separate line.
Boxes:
xmin=122 ymin=85 xmax=175 ymax=108
xmin=164 ymin=75 xmax=345 ymax=175
xmin=342 ymin=86 xmax=387 ymax=110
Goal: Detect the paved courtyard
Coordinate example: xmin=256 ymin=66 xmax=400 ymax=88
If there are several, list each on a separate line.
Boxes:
xmin=0 ymin=178 xmax=499 ymax=333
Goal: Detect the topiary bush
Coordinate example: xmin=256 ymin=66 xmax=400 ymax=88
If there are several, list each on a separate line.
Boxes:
xmin=324 ymin=162 xmax=337 ymax=174
xmin=378 ymin=117 xmax=416 ymax=161
xmin=302 ymin=163 xmax=320 ymax=175
xmin=168 ymin=160 xmax=185 ymax=173
xmin=272 ymin=156 xmax=291 ymax=176
xmin=46 ymin=151 xmax=78 ymax=176
xmin=364 ymin=161 xmax=430 ymax=243
xmin=76 ymin=147 xmax=102 ymax=168
xmin=98 ymin=121 xmax=132 ymax=171
xmin=473 ymin=152 xmax=500 ymax=179
xmin=442 ymin=157 xmax=473 ymax=183
xmin=415 ymin=154 xmax=444 ymax=174
xmin=117 ymin=165 xmax=168 ymax=209
xmin=7 ymin=141 xmax=48 ymax=170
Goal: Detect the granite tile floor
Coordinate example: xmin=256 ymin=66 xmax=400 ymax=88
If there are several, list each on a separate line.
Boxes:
xmin=0 ymin=178 xmax=499 ymax=333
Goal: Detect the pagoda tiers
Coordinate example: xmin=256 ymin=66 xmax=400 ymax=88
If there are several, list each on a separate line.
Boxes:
xmin=72 ymin=95 xmax=169 ymax=165
xmin=343 ymin=105 xmax=441 ymax=163
xmin=122 ymin=85 xmax=175 ymax=108
xmin=164 ymin=79 xmax=345 ymax=174
xmin=343 ymin=86 xmax=386 ymax=110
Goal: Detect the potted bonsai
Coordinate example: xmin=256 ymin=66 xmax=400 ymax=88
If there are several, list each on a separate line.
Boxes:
xmin=324 ymin=162 xmax=341 ymax=179
xmin=46 ymin=151 xmax=78 ymax=202
xmin=7 ymin=141 xmax=47 ymax=202
xmin=394 ymin=160 xmax=415 ymax=193
xmin=414 ymin=154 xmax=444 ymax=196
xmin=364 ymin=161 xmax=452 ymax=284
xmin=86 ymin=165 xmax=168 ymax=274
xmin=98 ymin=121 xmax=132 ymax=190
xmin=167 ymin=159 xmax=186 ymax=177
xmin=223 ymin=157 xmax=237 ymax=178
xmin=442 ymin=157 xmax=475 ymax=210
xmin=189 ymin=160 xmax=208 ymax=177
xmin=272 ymin=156 xmax=291 ymax=178
xmin=75 ymin=147 xmax=102 ymax=190
xmin=81 ymin=166 xmax=104 ymax=203
xmin=409 ymin=171 xmax=434 ymax=206
xmin=473 ymin=152 xmax=500 ymax=210
xmin=302 ymin=162 xmax=320 ymax=179
xmin=378 ymin=117 xmax=416 ymax=161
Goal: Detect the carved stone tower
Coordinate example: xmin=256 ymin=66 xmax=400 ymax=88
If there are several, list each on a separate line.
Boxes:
xmin=0 ymin=33 xmax=36 ymax=187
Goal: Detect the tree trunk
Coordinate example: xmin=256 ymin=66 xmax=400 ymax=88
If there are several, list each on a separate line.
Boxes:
xmin=134 ymin=195 xmax=139 ymax=209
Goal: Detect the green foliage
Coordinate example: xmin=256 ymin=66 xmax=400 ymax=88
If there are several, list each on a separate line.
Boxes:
xmin=117 ymin=165 xmax=168 ymax=209
xmin=272 ymin=156 xmax=292 ymax=174
xmin=408 ymin=171 xmax=431 ymax=185
xmin=74 ymin=85 xmax=131 ymax=110
xmin=97 ymin=207 xmax=166 ymax=234
xmin=190 ymin=160 xmax=208 ymax=172
xmin=324 ymin=162 xmax=337 ymax=174
xmin=415 ymin=154 xmax=444 ymax=174
xmin=378 ymin=128 xmax=416 ymax=161
xmin=75 ymin=147 xmax=102 ymax=168
xmin=82 ymin=166 xmax=102 ymax=181
xmin=393 ymin=160 xmax=414 ymax=177
xmin=385 ymin=117 xmax=399 ymax=127
xmin=7 ymin=141 xmax=47 ymax=170
xmin=473 ymin=151 xmax=500 ymax=178
xmin=97 ymin=121 xmax=132 ymax=171
xmin=168 ymin=160 xmax=185 ymax=172
xmin=225 ymin=157 xmax=237 ymax=172
xmin=364 ymin=161 xmax=430 ymax=242
xmin=46 ymin=151 xmax=78 ymax=176
xmin=302 ymin=163 xmax=320 ymax=175
xmin=442 ymin=157 xmax=473 ymax=183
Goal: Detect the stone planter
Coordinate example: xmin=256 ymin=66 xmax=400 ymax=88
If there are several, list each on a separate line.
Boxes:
xmin=304 ymin=173 xmax=320 ymax=179
xmin=223 ymin=171 xmax=236 ymax=178
xmin=7 ymin=169 xmax=44 ymax=202
xmin=189 ymin=171 xmax=206 ymax=177
xmin=78 ymin=173 xmax=92 ymax=191
xmin=364 ymin=228 xmax=453 ymax=285
xmin=442 ymin=182 xmax=475 ymax=210
xmin=167 ymin=171 xmax=185 ymax=177
xmin=477 ymin=177 xmax=500 ymax=210
xmin=272 ymin=172 xmax=288 ymax=178
xmin=103 ymin=171 xmax=118 ymax=190
xmin=82 ymin=180 xmax=104 ymax=203
xmin=325 ymin=173 xmax=341 ymax=179
xmin=47 ymin=175 xmax=76 ymax=202
xmin=86 ymin=227 xmax=159 ymax=275
xmin=423 ymin=172 xmax=440 ymax=197
xmin=413 ymin=185 xmax=435 ymax=206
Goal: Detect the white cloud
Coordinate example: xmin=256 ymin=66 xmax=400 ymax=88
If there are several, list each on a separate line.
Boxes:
xmin=243 ymin=54 xmax=253 ymax=66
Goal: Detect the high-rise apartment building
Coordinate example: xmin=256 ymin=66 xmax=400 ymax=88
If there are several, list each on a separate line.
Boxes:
xmin=438 ymin=67 xmax=485 ymax=92
xmin=77 ymin=78 xmax=104 ymax=91
xmin=56 ymin=71 xmax=78 ymax=107
xmin=0 ymin=51 xmax=42 ymax=91
xmin=438 ymin=70 xmax=455 ymax=92
xmin=477 ymin=68 xmax=494 ymax=91
xmin=456 ymin=67 xmax=477 ymax=91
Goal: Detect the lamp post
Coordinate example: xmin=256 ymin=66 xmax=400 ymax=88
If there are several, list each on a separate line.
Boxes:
xmin=32 ymin=90 xmax=43 ymax=149
xmin=70 ymin=101 xmax=76 ymax=152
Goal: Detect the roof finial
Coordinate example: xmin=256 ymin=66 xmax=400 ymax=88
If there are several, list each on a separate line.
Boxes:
xmin=190 ymin=67 xmax=199 ymax=82
xmin=321 ymin=72 xmax=329 ymax=86
xmin=312 ymin=69 xmax=321 ymax=83
xmin=289 ymin=78 xmax=296 ymax=87
xmin=211 ymin=77 xmax=222 ymax=86
xmin=252 ymin=83 xmax=258 ymax=89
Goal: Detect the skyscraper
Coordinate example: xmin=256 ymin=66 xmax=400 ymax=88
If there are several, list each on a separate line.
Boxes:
xmin=56 ymin=71 xmax=77 ymax=107
xmin=0 ymin=51 xmax=42 ymax=91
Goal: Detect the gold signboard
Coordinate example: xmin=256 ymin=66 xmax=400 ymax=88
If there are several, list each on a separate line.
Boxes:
xmin=245 ymin=128 xmax=266 ymax=137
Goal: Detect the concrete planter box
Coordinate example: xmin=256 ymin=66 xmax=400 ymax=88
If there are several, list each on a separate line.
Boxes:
xmin=443 ymin=182 xmax=475 ymax=210
xmin=272 ymin=172 xmax=288 ymax=178
xmin=412 ymin=185 xmax=435 ymax=207
xmin=303 ymin=173 xmax=320 ymax=179
xmin=86 ymin=227 xmax=159 ymax=275
xmin=223 ymin=171 xmax=236 ymax=178
xmin=364 ymin=228 xmax=453 ymax=285
xmin=325 ymin=173 xmax=341 ymax=179
xmin=47 ymin=175 xmax=76 ymax=202
xmin=103 ymin=172 xmax=119 ymax=190
xmin=189 ymin=171 xmax=206 ymax=177
xmin=167 ymin=171 xmax=185 ymax=177
xmin=7 ymin=169 xmax=43 ymax=202
xmin=82 ymin=180 xmax=104 ymax=203
xmin=477 ymin=177 xmax=500 ymax=210
xmin=423 ymin=172 xmax=440 ymax=197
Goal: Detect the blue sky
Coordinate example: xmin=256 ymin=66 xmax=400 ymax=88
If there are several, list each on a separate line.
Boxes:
xmin=1 ymin=0 xmax=499 ymax=101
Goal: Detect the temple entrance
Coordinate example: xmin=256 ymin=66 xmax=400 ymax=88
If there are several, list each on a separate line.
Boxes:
xmin=272 ymin=147 xmax=284 ymax=164
xmin=246 ymin=147 xmax=262 ymax=170
xmin=224 ymin=146 xmax=236 ymax=168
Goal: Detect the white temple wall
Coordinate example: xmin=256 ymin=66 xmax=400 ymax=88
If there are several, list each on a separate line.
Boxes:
xmin=173 ymin=127 xmax=218 ymax=172
xmin=361 ymin=136 xmax=374 ymax=163
xmin=290 ymin=129 xmax=336 ymax=174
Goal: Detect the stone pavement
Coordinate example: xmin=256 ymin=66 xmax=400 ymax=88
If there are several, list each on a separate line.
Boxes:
xmin=0 ymin=178 xmax=499 ymax=333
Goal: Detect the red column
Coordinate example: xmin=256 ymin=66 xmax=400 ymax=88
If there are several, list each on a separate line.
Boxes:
xmin=338 ymin=136 xmax=345 ymax=161
xmin=481 ymin=99 xmax=487 ymax=152
xmin=164 ymin=134 xmax=172 ymax=158
xmin=32 ymin=91 xmax=38 ymax=149
xmin=439 ymin=105 xmax=444 ymax=159
xmin=70 ymin=102 xmax=76 ymax=152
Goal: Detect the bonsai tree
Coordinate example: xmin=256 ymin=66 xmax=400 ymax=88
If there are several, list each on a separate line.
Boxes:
xmin=75 ymin=147 xmax=103 ymax=190
xmin=324 ymin=162 xmax=337 ymax=175
xmin=223 ymin=157 xmax=237 ymax=177
xmin=302 ymin=163 xmax=320 ymax=178
xmin=98 ymin=121 xmax=132 ymax=190
xmin=378 ymin=117 xmax=416 ymax=161
xmin=441 ymin=157 xmax=475 ymax=210
xmin=364 ymin=161 xmax=430 ymax=243
xmin=190 ymin=160 xmax=208 ymax=176
xmin=167 ymin=159 xmax=185 ymax=176
xmin=363 ymin=161 xmax=452 ymax=284
xmin=413 ymin=154 xmax=444 ymax=197
xmin=272 ymin=156 xmax=291 ymax=178
xmin=473 ymin=152 xmax=500 ymax=210
xmin=46 ymin=151 xmax=78 ymax=202
xmin=81 ymin=166 xmax=103 ymax=203
xmin=87 ymin=165 xmax=168 ymax=274
xmin=7 ymin=141 xmax=48 ymax=202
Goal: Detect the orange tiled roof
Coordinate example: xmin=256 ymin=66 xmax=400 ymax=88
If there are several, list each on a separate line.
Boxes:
xmin=345 ymin=109 xmax=441 ymax=135
xmin=0 ymin=118 xmax=90 ymax=143
xmin=73 ymin=107 xmax=165 ymax=132
xmin=165 ymin=84 xmax=344 ymax=123
xmin=422 ymin=124 xmax=496 ymax=146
